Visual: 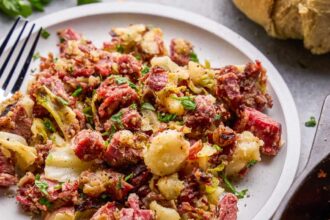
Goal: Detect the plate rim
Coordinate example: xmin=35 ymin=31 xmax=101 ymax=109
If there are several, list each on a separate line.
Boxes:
xmin=4 ymin=2 xmax=301 ymax=219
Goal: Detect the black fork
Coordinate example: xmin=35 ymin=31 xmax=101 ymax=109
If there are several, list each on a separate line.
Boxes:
xmin=0 ymin=17 xmax=42 ymax=98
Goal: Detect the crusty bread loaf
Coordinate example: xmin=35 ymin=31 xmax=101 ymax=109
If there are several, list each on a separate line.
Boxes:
xmin=233 ymin=0 xmax=330 ymax=54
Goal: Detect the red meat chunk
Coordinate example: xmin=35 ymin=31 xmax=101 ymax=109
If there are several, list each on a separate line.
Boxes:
xmin=0 ymin=103 xmax=32 ymax=141
xmin=215 ymin=61 xmax=272 ymax=112
xmin=103 ymin=130 xmax=142 ymax=167
xmin=16 ymin=173 xmax=78 ymax=213
xmin=236 ymin=107 xmax=282 ymax=156
xmin=58 ymin=28 xmax=81 ymax=41
xmin=119 ymin=194 xmax=154 ymax=220
xmin=117 ymin=54 xmax=142 ymax=81
xmin=0 ymin=150 xmax=17 ymax=187
xmin=170 ymin=38 xmax=194 ymax=66
xmin=97 ymin=77 xmax=139 ymax=118
xmin=72 ymin=129 xmax=105 ymax=161
xmin=91 ymin=202 xmax=118 ymax=220
xmin=121 ymin=108 xmax=142 ymax=131
xmin=184 ymin=95 xmax=216 ymax=128
xmin=214 ymin=193 xmax=238 ymax=220
xmin=146 ymin=66 xmax=168 ymax=91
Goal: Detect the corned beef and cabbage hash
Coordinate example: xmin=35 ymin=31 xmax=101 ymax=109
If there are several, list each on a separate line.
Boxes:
xmin=0 ymin=24 xmax=282 ymax=220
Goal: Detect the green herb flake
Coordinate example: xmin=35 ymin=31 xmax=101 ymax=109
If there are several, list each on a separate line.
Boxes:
xmin=174 ymin=96 xmax=196 ymax=110
xmin=305 ymin=116 xmax=317 ymax=127
xmin=35 ymin=179 xmax=49 ymax=195
xmin=29 ymin=0 xmax=45 ymax=12
xmin=246 ymin=160 xmax=258 ymax=168
xmin=116 ymin=179 xmax=122 ymax=189
xmin=116 ymin=44 xmax=124 ymax=53
xmin=189 ymin=52 xmax=199 ymax=63
xmin=32 ymin=52 xmax=40 ymax=61
xmin=157 ymin=112 xmax=176 ymax=123
xmin=130 ymin=103 xmax=137 ymax=110
xmin=114 ymin=76 xmax=138 ymax=90
xmin=43 ymin=118 xmax=56 ymax=132
xmin=104 ymin=140 xmax=109 ymax=147
xmin=214 ymin=114 xmax=221 ymax=121
xmin=39 ymin=197 xmax=52 ymax=208
xmin=141 ymin=66 xmax=150 ymax=75
xmin=124 ymin=173 xmax=134 ymax=182
xmin=41 ymin=29 xmax=50 ymax=39
xmin=72 ymin=86 xmax=83 ymax=97
xmin=111 ymin=111 xmax=123 ymax=128
xmin=181 ymin=99 xmax=196 ymax=110
xmin=77 ymin=0 xmax=101 ymax=5
xmin=54 ymin=182 xmax=63 ymax=190
xmin=141 ymin=102 xmax=155 ymax=111
xmin=57 ymin=97 xmax=69 ymax=106
xmin=222 ymin=174 xmax=248 ymax=199
xmin=213 ymin=144 xmax=222 ymax=151
xmin=134 ymin=54 xmax=142 ymax=60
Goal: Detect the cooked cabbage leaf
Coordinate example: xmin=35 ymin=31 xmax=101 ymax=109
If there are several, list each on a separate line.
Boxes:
xmin=35 ymin=86 xmax=78 ymax=141
xmin=45 ymin=145 xmax=92 ymax=182
xmin=0 ymin=131 xmax=37 ymax=170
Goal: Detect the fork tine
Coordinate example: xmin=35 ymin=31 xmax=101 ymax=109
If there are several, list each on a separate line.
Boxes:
xmin=0 ymin=20 xmax=28 ymax=78
xmin=11 ymin=28 xmax=42 ymax=94
xmin=0 ymin=17 xmax=21 ymax=57
xmin=2 ymin=24 xmax=35 ymax=91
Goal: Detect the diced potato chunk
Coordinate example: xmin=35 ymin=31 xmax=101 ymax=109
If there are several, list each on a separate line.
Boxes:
xmin=150 ymin=201 xmax=180 ymax=220
xmin=226 ymin=131 xmax=263 ymax=176
xmin=157 ymin=173 xmax=184 ymax=200
xmin=144 ymin=130 xmax=189 ymax=176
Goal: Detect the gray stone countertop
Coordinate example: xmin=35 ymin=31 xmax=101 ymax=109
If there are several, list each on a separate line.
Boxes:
xmin=1 ymin=0 xmax=329 ymax=175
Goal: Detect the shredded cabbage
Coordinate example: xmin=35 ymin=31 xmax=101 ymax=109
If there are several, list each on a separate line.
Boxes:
xmin=35 ymin=86 xmax=78 ymax=141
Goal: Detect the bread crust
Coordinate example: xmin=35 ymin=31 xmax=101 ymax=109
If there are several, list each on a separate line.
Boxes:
xmin=233 ymin=0 xmax=330 ymax=54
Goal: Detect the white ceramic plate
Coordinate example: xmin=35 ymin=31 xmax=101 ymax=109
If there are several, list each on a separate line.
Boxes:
xmin=0 ymin=2 xmax=300 ymax=220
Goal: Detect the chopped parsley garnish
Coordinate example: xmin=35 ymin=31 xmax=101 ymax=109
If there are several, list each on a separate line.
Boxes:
xmin=214 ymin=114 xmax=221 ymax=121
xmin=35 ymin=178 xmax=49 ymax=195
xmin=141 ymin=66 xmax=150 ymax=75
xmin=39 ymin=197 xmax=52 ymax=208
xmin=116 ymin=179 xmax=122 ymax=189
xmin=174 ymin=96 xmax=196 ymax=110
xmin=77 ymin=0 xmax=101 ymax=5
xmin=114 ymin=76 xmax=138 ymax=90
xmin=189 ymin=52 xmax=199 ymax=63
xmin=32 ymin=52 xmax=40 ymax=61
xmin=305 ymin=116 xmax=317 ymax=127
xmin=104 ymin=140 xmax=109 ymax=147
xmin=54 ymin=182 xmax=63 ymax=190
xmin=222 ymin=174 xmax=248 ymax=199
xmin=130 ymin=103 xmax=137 ymax=110
xmin=157 ymin=112 xmax=176 ymax=123
xmin=141 ymin=102 xmax=155 ymax=111
xmin=59 ymin=37 xmax=65 ymax=43
xmin=43 ymin=118 xmax=56 ymax=132
xmin=72 ymin=86 xmax=83 ymax=97
xmin=124 ymin=173 xmax=134 ymax=182
xmin=41 ymin=29 xmax=50 ymax=39
xmin=111 ymin=111 xmax=123 ymax=128
xmin=213 ymin=144 xmax=222 ymax=151
xmin=57 ymin=97 xmax=69 ymax=106
xmin=83 ymin=106 xmax=93 ymax=125
xmin=246 ymin=160 xmax=258 ymax=168
xmin=134 ymin=54 xmax=142 ymax=60
xmin=116 ymin=44 xmax=124 ymax=53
